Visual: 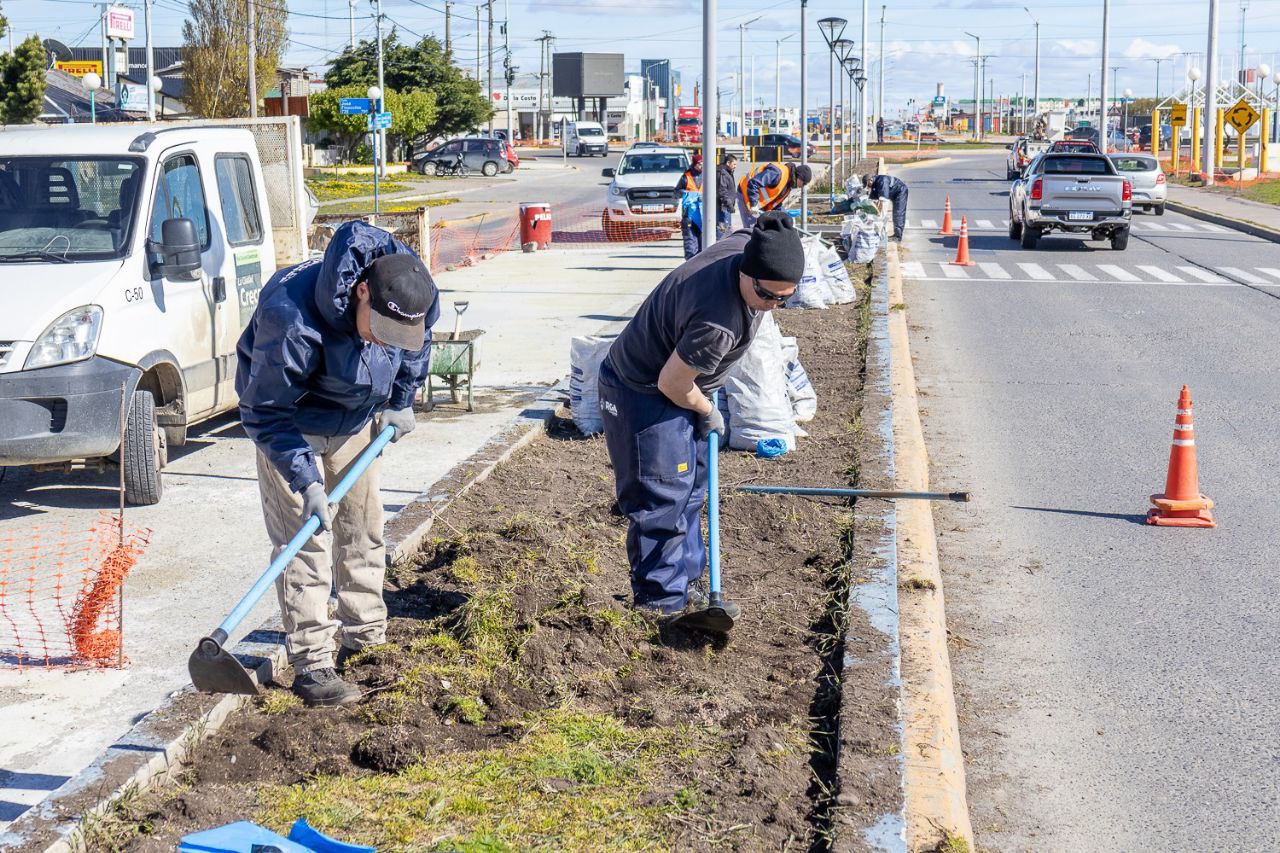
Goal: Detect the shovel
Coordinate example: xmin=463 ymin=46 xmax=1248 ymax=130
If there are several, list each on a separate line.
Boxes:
xmin=671 ymin=393 xmax=735 ymax=634
xmin=188 ymin=425 xmax=398 ymax=695
xmin=451 ymin=300 xmax=469 ymax=340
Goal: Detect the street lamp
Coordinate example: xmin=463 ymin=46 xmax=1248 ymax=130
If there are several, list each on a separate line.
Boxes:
xmin=964 ymin=32 xmax=980 ymax=140
xmin=833 ymin=38 xmax=856 ymax=185
xmin=1123 ymin=86 xmax=1132 ymax=149
xmin=82 ymin=72 xmax=101 ymax=124
xmin=845 ymin=58 xmax=862 ymax=160
xmin=367 ymin=85 xmax=383 ymax=215
xmin=1023 ymin=7 xmax=1039 ymax=122
xmin=739 ymin=16 xmax=762 ymax=137
xmin=775 ymin=33 xmax=795 ymax=133
xmin=817 ymin=16 xmax=847 ymax=204
xmin=1272 ymin=69 xmax=1280 ymax=144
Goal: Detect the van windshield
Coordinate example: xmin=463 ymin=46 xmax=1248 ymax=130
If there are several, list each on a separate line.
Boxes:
xmin=577 ymin=126 xmax=605 ymax=137
xmin=0 ymin=157 xmax=144 ymax=263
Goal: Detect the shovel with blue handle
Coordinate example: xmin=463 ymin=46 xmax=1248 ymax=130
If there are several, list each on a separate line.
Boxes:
xmin=188 ymin=425 xmax=398 ymax=695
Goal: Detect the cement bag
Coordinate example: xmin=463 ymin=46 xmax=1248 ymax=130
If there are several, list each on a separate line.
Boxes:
xmin=724 ymin=313 xmax=797 ymax=451
xmin=844 ymin=225 xmax=881 ymax=264
xmin=570 ymin=336 xmax=611 ymax=435
xmin=819 ymin=243 xmax=856 ymax=304
xmin=780 ymin=336 xmax=817 ymax=422
xmin=784 ymin=236 xmax=834 ymax=310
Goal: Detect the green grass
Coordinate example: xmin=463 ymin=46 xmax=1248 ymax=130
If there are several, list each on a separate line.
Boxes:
xmin=317 ymin=196 xmax=460 ymax=216
xmin=254 ymin=707 xmax=716 ymax=851
xmin=1241 ymin=179 xmax=1280 ymax=205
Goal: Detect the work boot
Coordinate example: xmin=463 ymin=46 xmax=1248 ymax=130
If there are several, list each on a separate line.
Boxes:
xmin=292 ymin=667 xmax=362 ymax=707
xmin=687 ymin=586 xmax=742 ymax=620
xmin=334 ymin=644 xmax=359 ymax=673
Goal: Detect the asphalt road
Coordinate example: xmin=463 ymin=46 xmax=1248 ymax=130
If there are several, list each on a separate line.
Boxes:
xmin=899 ymin=151 xmax=1280 ymax=850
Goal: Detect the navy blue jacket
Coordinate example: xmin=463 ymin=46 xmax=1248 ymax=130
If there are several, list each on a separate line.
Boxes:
xmin=235 ymin=222 xmax=439 ymax=492
xmin=869 ymin=174 xmax=907 ymax=199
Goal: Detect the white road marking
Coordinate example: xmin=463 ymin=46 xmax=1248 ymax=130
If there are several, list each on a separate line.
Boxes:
xmin=1198 ymin=223 xmax=1229 ymax=233
xmin=976 ymin=219 xmax=996 ymax=229
xmin=1138 ymin=265 xmax=1184 ymax=283
xmin=940 ymin=264 xmax=971 ymax=279
xmin=979 ymin=262 xmax=1011 ymax=279
xmin=1001 ymin=218 xmax=1010 ymax=227
xmin=901 ymin=260 xmax=926 ymax=279
xmin=1176 ymin=266 xmax=1229 ymax=283
xmin=920 ymin=219 xmax=938 ymax=230
xmin=1169 ymin=223 xmax=1196 ymax=232
xmin=1096 ymin=264 xmax=1141 ymax=282
xmin=1017 ymin=262 xmax=1055 ymax=281
xmin=1218 ymin=266 xmax=1268 ymax=284
xmin=1057 ymin=264 xmax=1096 ymax=281
xmin=1255 ymin=267 xmax=1280 ymax=281
xmin=1141 ymin=222 xmax=1170 ymax=231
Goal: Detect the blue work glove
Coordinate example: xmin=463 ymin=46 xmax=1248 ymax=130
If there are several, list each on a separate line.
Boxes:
xmin=301 ymin=481 xmax=333 ymax=532
xmin=697 ymin=407 xmax=725 ymax=440
xmin=377 ymin=406 xmax=417 ymax=442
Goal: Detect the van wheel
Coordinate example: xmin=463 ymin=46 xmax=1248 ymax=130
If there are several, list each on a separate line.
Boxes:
xmin=1020 ymin=224 xmax=1039 ymax=249
xmin=482 ymin=160 xmax=499 ymax=177
xmin=123 ymin=389 xmax=165 ymax=506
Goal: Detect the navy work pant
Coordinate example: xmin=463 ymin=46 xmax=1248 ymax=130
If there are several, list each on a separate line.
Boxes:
xmin=681 ymin=216 xmax=702 ymax=258
xmin=598 ymin=360 xmax=709 ymax=613
xmin=887 ymin=187 xmax=909 ymax=238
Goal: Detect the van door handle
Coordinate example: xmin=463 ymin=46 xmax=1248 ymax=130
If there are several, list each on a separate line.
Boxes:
xmin=212 ymin=276 xmax=227 ymax=303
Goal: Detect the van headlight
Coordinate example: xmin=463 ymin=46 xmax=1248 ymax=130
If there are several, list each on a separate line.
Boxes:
xmin=25 ymin=305 xmax=103 ymax=369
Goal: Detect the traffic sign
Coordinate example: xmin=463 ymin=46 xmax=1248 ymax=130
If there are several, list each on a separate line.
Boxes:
xmin=340 ymin=97 xmax=372 ymax=115
xmin=1169 ymin=103 xmax=1187 ymax=126
xmin=368 ymin=111 xmax=393 ymax=130
xmin=1226 ymin=98 xmax=1260 ymax=135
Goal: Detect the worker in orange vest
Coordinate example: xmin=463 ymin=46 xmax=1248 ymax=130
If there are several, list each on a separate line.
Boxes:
xmin=737 ymin=162 xmax=812 ymax=229
xmin=675 ymin=154 xmax=705 ymax=258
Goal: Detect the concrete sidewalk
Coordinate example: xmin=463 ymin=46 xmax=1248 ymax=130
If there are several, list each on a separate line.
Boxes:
xmin=1166 ymin=183 xmax=1280 ymax=242
xmin=0 ymin=238 xmax=682 ymax=830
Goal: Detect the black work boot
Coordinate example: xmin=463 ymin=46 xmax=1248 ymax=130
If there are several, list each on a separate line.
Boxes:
xmin=292 ymin=667 xmax=362 ymax=707
xmin=334 ymin=644 xmax=359 ymax=673
xmin=687 ymin=586 xmax=742 ymax=620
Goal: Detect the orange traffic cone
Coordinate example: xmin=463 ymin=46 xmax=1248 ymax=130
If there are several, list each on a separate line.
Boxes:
xmin=938 ymin=195 xmax=956 ymax=236
xmin=1146 ymin=385 xmax=1215 ymax=528
xmin=950 ymin=216 xmax=975 ymax=266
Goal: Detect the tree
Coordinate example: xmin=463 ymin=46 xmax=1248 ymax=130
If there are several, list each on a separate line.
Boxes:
xmin=0 ymin=6 xmax=46 ymax=124
xmin=308 ymin=85 xmax=438 ymax=160
xmin=183 ymin=0 xmax=287 ymax=118
xmin=325 ymin=32 xmax=490 ymax=140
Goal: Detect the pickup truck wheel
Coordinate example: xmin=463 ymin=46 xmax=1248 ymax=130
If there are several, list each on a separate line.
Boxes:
xmin=1008 ymin=216 xmax=1022 ymax=240
xmin=481 ymin=160 xmax=499 ymax=177
xmin=1007 ymin=168 xmax=1019 ymax=180
xmin=1019 ymin=224 xmax=1039 ymax=249
xmin=1110 ymin=227 xmax=1130 ymax=251
xmin=123 ymin=389 xmax=165 ymax=506
xmin=1155 ymin=204 xmax=1166 ymax=216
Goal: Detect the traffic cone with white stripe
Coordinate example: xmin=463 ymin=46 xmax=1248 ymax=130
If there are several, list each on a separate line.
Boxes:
xmin=1146 ymin=385 xmax=1216 ymax=528
xmin=950 ymin=216 xmax=975 ymax=266
xmin=938 ymin=195 xmax=956 ymax=236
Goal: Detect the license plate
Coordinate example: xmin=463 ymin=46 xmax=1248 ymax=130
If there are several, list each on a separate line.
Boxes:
xmin=641 ymin=204 xmax=664 ymax=213
xmin=1068 ymin=211 xmax=1094 ymax=221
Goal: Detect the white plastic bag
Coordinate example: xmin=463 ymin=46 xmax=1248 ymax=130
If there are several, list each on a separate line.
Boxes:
xmin=819 ymin=242 xmax=856 ymax=304
xmin=784 ymin=236 xmax=834 ymax=309
xmin=569 ymin=336 xmax=612 ymax=435
xmin=724 ymin=314 xmax=797 ymax=451
xmin=780 ymin=336 xmax=818 ymax=422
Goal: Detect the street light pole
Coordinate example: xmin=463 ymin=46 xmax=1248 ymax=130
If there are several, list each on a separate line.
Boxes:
xmin=965 ymin=32 xmax=980 ymax=141
xmin=1150 ymin=57 xmax=1166 ymax=101
xmin=374 ymin=0 xmax=387 ymax=174
xmin=247 ymin=0 xmax=257 ymax=117
xmin=878 ymin=5 xmax=885 ymax=135
xmin=1203 ymin=0 xmax=1219 ymax=182
xmin=1100 ymin=0 xmax=1110 ymax=154
xmin=776 ymin=33 xmax=794 ymax=133
xmin=702 ymin=0 xmax=718 ymax=250
xmin=739 ymin=17 xmax=761 ymax=138
xmin=1024 ymin=8 xmax=1039 ymax=123
xmin=144 ymin=0 xmax=155 ymax=120
xmin=817 ymin=17 xmax=847 ymax=205
xmin=800 ymin=0 xmax=809 ymax=228
xmin=833 ymin=39 xmax=855 ymax=185
xmin=859 ymin=0 xmax=868 ymax=158
xmin=349 ymin=0 xmax=357 ymax=50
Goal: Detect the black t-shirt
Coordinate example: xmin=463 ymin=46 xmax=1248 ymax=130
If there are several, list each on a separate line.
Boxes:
xmin=606 ymin=230 xmax=762 ymax=394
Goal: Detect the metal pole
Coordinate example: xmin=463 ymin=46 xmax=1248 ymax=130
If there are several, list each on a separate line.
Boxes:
xmin=1100 ymin=0 xmax=1110 ymax=154
xmin=878 ymin=5 xmax=886 ymax=134
xmin=537 ymin=34 xmax=545 ymax=144
xmin=144 ymin=0 xmax=155 ymax=120
xmin=739 ymin=23 xmax=744 ymax=137
xmin=100 ymin=4 xmax=108 ymax=85
xmin=828 ymin=46 xmax=834 ymax=205
xmin=444 ymin=1 xmax=451 ymax=53
xmin=247 ymin=0 xmax=257 ymax=117
xmin=701 ymin=0 xmax=717 ymax=251
xmin=1204 ymin=0 xmax=1220 ymax=182
xmin=475 ymin=5 xmax=480 ymax=83
xmin=504 ymin=0 xmax=512 ymax=140
xmin=350 ymin=0 xmax=357 ymax=50
xmin=1032 ymin=16 xmax=1040 ymax=121
xmin=375 ymin=0 xmax=386 ymax=174
xmin=487 ymin=0 xmax=494 ymax=134
xmin=1239 ymin=0 xmax=1247 ymax=84
xmin=800 ymin=0 xmax=809 ymax=228
xmin=1020 ymin=72 xmax=1026 ymax=134
xmin=776 ymin=38 xmax=781 ymax=130
xmin=737 ymin=485 xmax=971 ymax=502
xmin=966 ymin=33 xmax=979 ymax=140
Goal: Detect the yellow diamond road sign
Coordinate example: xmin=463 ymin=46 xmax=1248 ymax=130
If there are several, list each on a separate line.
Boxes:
xmin=1226 ymin=98 xmax=1259 ymax=134
xmin=1169 ymin=103 xmax=1187 ymax=126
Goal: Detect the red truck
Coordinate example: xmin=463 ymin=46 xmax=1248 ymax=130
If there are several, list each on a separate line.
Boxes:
xmin=677 ymin=107 xmax=701 ymax=144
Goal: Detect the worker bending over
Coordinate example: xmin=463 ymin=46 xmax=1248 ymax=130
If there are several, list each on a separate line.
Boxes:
xmin=675 ymin=154 xmax=705 ymax=259
xmin=738 ymin=162 xmax=813 ymax=229
xmin=236 ymin=221 xmax=439 ymax=706
xmin=598 ymin=214 xmax=804 ymax=623
xmin=862 ymin=172 xmax=910 ymax=241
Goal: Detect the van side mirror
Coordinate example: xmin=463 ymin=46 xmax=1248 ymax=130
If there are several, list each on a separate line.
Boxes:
xmin=602 ymin=167 xmax=615 ymax=177
xmin=149 ymin=217 xmax=201 ymax=279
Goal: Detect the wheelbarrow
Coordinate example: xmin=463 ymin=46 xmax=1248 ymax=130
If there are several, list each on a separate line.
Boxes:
xmin=425 ymin=301 xmax=484 ymax=412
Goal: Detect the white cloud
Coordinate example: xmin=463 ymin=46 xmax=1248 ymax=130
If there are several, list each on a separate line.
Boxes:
xmin=1053 ymin=39 xmax=1098 ymax=57
xmin=1123 ymin=38 xmax=1180 ymax=60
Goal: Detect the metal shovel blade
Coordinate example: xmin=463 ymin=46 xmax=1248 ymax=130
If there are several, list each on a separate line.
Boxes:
xmin=670 ymin=605 xmax=735 ymax=634
xmin=188 ymin=634 xmax=259 ymax=696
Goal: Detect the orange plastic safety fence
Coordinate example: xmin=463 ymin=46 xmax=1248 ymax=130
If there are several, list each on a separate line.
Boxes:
xmin=0 ymin=513 xmax=150 ymax=669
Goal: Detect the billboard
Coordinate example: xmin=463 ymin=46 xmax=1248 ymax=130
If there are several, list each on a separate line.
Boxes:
xmin=552 ymin=53 xmax=624 ymax=98
xmin=56 ymin=60 xmax=104 ymax=78
xmin=106 ymin=5 xmax=135 ymax=39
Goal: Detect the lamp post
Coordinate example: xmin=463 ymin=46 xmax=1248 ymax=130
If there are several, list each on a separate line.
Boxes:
xmin=1023 ymin=7 xmax=1039 ymax=125
xmin=965 ymin=32 xmax=980 ymax=140
xmin=739 ymin=16 xmax=762 ymax=138
xmin=368 ymin=85 xmax=383 ymax=214
xmin=82 ymin=72 xmax=101 ymax=124
xmin=775 ymin=33 xmax=795 ymax=133
xmin=1202 ymin=0 xmax=1219 ymax=183
xmin=834 ymin=38 xmax=856 ymax=186
xmin=701 ymin=0 xmax=718 ymax=251
xmin=845 ymin=58 xmax=862 ymax=164
xmin=1123 ymin=86 xmax=1132 ymax=149
xmin=800 ymin=0 xmax=809 ymax=228
xmin=1272 ymin=69 xmax=1280 ymax=144
xmin=817 ymin=17 xmax=847 ymax=205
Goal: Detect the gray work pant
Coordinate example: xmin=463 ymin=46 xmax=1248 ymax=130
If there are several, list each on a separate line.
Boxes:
xmin=255 ymin=423 xmax=386 ymax=674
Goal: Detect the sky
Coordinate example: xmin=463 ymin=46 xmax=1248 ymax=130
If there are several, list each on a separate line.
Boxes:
xmin=8 ymin=0 xmax=1280 ymax=115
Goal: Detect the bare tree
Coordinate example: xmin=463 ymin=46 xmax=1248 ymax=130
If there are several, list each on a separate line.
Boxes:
xmin=183 ymin=0 xmax=287 ymax=117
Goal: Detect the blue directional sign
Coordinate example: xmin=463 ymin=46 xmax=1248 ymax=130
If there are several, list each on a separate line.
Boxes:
xmin=340 ymin=97 xmax=372 ymax=115
xmin=368 ymin=111 xmax=393 ymax=130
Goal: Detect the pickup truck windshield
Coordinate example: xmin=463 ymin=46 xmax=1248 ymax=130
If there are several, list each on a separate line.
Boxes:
xmin=0 ymin=157 xmax=143 ymax=262
xmin=617 ymin=153 xmax=688 ymax=175
xmin=1042 ymin=158 xmax=1112 ymax=175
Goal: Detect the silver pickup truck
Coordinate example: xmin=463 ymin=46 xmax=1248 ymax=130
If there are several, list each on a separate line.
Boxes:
xmin=1008 ymin=152 xmax=1132 ymax=250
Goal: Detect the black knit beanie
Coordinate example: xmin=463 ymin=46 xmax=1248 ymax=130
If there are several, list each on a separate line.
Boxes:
xmin=792 ymin=163 xmax=813 ymax=185
xmin=741 ymin=212 xmax=805 ymax=283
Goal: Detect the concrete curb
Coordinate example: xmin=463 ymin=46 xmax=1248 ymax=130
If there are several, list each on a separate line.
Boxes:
xmin=1165 ymin=199 xmax=1280 ymax=244
xmin=5 ymin=391 xmax=564 ymax=853
xmin=887 ymin=242 xmax=974 ymax=851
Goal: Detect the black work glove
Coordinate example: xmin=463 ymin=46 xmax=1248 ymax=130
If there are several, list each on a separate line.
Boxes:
xmin=697 ymin=407 xmax=725 ymax=440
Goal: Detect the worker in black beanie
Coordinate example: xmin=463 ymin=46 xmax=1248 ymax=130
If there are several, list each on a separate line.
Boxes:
xmin=597 ymin=212 xmax=803 ymax=631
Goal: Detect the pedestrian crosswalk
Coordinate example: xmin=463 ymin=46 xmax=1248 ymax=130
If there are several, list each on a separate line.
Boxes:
xmin=898 ymin=260 xmax=1280 ymax=286
xmin=905 ymin=218 xmax=1230 ymax=234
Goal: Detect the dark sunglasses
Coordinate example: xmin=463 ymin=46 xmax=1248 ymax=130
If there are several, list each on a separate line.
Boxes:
xmin=752 ymin=276 xmax=795 ymax=303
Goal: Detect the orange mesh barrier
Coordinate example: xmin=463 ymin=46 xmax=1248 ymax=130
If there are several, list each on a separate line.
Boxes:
xmin=0 ymin=513 xmax=149 ymax=669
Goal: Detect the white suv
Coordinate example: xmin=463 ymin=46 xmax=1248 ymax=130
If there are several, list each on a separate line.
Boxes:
xmin=600 ymin=147 xmax=691 ymax=238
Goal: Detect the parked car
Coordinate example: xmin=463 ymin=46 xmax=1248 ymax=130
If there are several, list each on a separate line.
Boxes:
xmin=629 ymin=141 xmax=662 ymax=149
xmin=1109 ymin=153 xmax=1166 ymax=214
xmin=502 ymin=140 xmax=519 ymax=170
xmin=412 ymin=137 xmax=512 ymax=176
xmin=1008 ymin=152 xmax=1133 ymax=250
xmin=1049 ymin=138 xmax=1100 ymax=154
xmin=759 ymin=133 xmax=815 ymax=157
xmin=0 ymin=121 xmax=312 ymax=504
xmin=565 ymin=121 xmax=609 ymax=157
xmin=1007 ymin=136 xmax=1050 ymax=179
xmin=600 ymin=146 xmax=690 ymax=237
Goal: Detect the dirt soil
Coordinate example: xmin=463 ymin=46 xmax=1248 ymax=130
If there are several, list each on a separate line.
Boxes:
xmin=89 ymin=272 xmax=899 ymax=852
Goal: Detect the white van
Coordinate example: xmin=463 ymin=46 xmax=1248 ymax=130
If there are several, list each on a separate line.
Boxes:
xmin=0 ymin=119 xmax=310 ymax=504
xmin=565 ymin=121 xmax=609 ymax=157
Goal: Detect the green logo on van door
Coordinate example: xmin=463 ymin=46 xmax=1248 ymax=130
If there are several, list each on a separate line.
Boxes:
xmin=234 ymin=247 xmax=264 ymax=325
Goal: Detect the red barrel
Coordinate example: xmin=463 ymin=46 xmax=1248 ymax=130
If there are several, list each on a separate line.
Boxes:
xmin=519 ymin=202 xmax=552 ymax=250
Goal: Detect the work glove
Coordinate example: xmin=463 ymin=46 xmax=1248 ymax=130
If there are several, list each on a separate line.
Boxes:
xmin=301 ymin=481 xmax=333 ymax=532
xmin=747 ymin=207 xmax=761 ymax=219
xmin=376 ymin=406 xmax=416 ymax=442
xmin=697 ymin=407 xmax=725 ymax=440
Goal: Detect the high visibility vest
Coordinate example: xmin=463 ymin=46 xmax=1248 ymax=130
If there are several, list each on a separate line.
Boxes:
xmin=681 ymin=170 xmax=703 ymax=191
xmin=738 ymin=163 xmax=793 ymax=210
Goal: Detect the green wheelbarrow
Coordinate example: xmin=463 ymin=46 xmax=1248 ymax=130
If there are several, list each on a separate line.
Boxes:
xmin=425 ymin=301 xmax=484 ymax=412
